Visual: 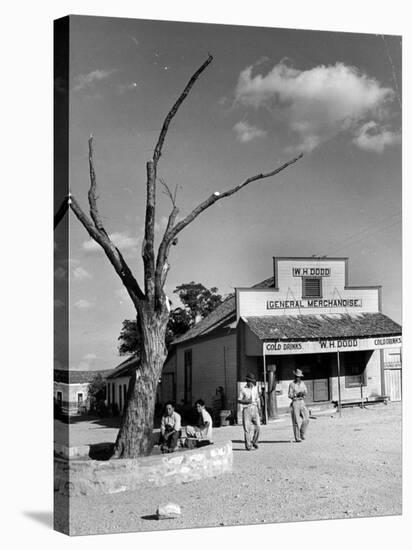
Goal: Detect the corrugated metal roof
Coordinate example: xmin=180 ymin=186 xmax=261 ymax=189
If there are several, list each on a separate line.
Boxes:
xmin=172 ymin=276 xmax=275 ymax=345
xmin=244 ymin=313 xmax=402 ymax=341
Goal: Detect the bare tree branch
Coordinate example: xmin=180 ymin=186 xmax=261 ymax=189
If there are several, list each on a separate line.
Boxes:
xmin=144 ymin=55 xmax=213 ymax=307
xmin=154 ymin=204 xmax=179 ymax=303
xmin=70 ymin=195 xmax=145 ymax=303
xmin=153 ymin=54 xmax=213 ymax=167
xmin=142 ymin=160 xmax=156 ymax=301
xmin=159 ymin=178 xmax=177 ymax=207
xmin=168 ymin=153 xmax=303 ymax=241
xmin=87 ymin=136 xmax=107 ymax=234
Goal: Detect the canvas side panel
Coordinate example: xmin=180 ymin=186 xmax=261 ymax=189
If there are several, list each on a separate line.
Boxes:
xmin=53 ymin=15 xmax=70 ymax=536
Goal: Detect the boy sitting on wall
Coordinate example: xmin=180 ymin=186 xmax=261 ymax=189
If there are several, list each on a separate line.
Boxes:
xmin=159 ymin=401 xmax=182 ymax=453
xmin=186 ymin=399 xmax=213 ymax=447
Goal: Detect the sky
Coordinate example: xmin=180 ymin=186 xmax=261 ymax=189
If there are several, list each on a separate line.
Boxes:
xmin=54 ymin=16 xmax=402 ymax=371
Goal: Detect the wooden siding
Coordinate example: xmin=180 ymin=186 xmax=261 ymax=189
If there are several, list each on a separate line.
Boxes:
xmin=238 ymin=258 xmax=380 ymax=318
xmin=175 ymin=333 xmax=237 ymax=410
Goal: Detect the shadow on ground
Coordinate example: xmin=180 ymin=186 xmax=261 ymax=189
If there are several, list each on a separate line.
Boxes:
xmin=23 ymin=511 xmax=53 ymax=528
xmin=88 ymin=442 xmax=115 ymax=460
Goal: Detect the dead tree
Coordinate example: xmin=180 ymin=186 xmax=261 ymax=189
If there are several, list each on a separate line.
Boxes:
xmin=68 ymin=55 xmax=303 ymax=457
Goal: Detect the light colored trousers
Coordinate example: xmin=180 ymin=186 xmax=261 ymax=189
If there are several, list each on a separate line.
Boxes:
xmin=290 ymin=399 xmax=309 ymax=441
xmin=242 ymin=404 xmax=260 ymax=449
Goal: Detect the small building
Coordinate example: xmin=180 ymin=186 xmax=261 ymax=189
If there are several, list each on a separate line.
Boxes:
xmin=54 ymin=369 xmax=111 ymax=416
xmin=106 ymin=356 xmax=138 ymax=414
xmin=162 ymin=256 xmax=402 ymax=420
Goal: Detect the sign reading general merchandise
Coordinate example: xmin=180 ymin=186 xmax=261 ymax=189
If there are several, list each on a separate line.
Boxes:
xmin=266 ymin=298 xmax=362 ymax=310
xmin=264 ymin=336 xmax=402 ymax=355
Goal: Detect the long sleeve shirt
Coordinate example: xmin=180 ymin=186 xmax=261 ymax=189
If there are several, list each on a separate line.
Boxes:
xmin=160 ymin=411 xmax=181 ymax=435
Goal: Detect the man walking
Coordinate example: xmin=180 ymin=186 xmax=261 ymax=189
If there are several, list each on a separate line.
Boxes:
xmin=288 ymin=369 xmax=309 ymax=442
xmin=238 ymin=373 xmax=261 ymax=451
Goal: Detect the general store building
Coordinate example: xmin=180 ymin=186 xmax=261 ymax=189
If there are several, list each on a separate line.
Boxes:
xmin=161 ymin=256 xmax=402 ymax=419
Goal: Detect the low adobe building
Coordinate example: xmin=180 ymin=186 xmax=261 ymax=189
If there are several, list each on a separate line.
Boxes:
xmin=161 ymin=256 xmax=402 ymax=420
xmin=54 ymin=369 xmax=111 ymax=416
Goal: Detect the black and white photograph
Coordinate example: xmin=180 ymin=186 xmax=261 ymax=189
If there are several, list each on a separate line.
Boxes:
xmin=3 ymin=3 xmax=408 ymax=547
xmin=52 ymin=13 xmax=403 ymax=537
xmin=53 ymin=12 xmax=402 ymax=535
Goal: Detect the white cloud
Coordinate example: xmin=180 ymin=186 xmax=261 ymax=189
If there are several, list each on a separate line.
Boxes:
xmin=73 ymin=69 xmax=115 ymax=92
xmin=233 ymin=121 xmax=267 ymax=143
xmin=235 ymin=61 xmax=398 ymax=153
xmin=72 ymin=266 xmax=92 ymax=281
xmin=82 ymin=232 xmax=138 ymax=252
xmin=77 ymin=353 xmax=97 ymax=370
xmin=73 ymin=299 xmax=93 ymax=310
xmin=352 ymin=121 xmax=401 ymax=153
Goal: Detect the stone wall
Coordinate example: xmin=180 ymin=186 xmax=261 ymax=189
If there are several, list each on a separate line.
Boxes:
xmin=54 ymin=441 xmax=233 ymax=497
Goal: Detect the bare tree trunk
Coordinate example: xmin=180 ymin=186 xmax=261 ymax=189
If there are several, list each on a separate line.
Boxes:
xmin=113 ymin=304 xmax=168 ymax=457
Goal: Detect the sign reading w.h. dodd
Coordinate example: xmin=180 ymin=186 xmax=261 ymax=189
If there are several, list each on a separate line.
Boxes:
xmin=264 ymin=336 xmax=402 ymax=355
xmin=292 ymin=267 xmax=331 ymax=277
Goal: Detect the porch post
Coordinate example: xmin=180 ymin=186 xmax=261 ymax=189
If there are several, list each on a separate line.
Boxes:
xmin=262 ymin=343 xmax=268 ymax=424
xmin=337 ymin=350 xmax=342 ymax=417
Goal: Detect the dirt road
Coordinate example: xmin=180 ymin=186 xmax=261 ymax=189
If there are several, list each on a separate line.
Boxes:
xmin=57 ymin=402 xmax=401 ymax=535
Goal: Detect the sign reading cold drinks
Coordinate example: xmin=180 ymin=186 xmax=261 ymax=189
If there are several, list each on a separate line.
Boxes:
xmin=264 ymin=336 xmax=402 ymax=355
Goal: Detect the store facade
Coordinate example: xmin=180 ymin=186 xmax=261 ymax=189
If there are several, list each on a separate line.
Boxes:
xmin=237 ymin=257 xmax=401 ymax=415
xmin=162 ymin=256 xmax=401 ymax=420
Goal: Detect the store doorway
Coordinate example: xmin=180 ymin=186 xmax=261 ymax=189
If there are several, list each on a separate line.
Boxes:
xmin=297 ymin=354 xmax=330 ymax=403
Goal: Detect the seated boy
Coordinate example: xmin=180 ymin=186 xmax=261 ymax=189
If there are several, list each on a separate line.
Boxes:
xmin=159 ymin=402 xmax=182 ymax=453
xmin=186 ymin=399 xmax=213 ymax=446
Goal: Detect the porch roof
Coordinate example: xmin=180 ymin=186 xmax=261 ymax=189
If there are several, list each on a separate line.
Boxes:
xmin=106 ymin=356 xmax=139 ymax=379
xmin=243 ymin=312 xmax=401 ymax=341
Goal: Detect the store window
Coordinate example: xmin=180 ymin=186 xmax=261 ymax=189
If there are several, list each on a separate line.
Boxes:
xmin=302 ymin=277 xmax=322 ymax=298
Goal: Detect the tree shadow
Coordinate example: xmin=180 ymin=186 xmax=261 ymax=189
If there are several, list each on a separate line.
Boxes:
xmin=23 ymin=511 xmax=53 ymax=528
xmin=88 ymin=442 xmax=115 ymax=460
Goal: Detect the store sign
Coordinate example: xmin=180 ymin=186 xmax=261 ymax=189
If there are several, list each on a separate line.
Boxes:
xmin=266 ymin=298 xmax=362 ymax=310
xmin=292 ymin=267 xmax=331 ymax=277
xmin=264 ymin=336 xmax=402 ymax=355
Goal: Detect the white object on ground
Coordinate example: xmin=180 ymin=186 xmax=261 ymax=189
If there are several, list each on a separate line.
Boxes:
xmin=156 ymin=503 xmax=181 ymax=519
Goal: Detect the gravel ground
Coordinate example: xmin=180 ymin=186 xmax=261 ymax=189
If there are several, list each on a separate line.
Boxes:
xmin=56 ymin=402 xmax=402 ymax=536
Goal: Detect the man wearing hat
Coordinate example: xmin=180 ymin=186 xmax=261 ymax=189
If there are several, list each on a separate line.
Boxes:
xmin=238 ymin=373 xmax=261 ymax=450
xmin=288 ymin=369 xmax=309 ymax=442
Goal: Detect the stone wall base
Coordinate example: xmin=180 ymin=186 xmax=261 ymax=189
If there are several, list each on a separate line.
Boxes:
xmin=54 ymin=441 xmax=233 ymax=497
